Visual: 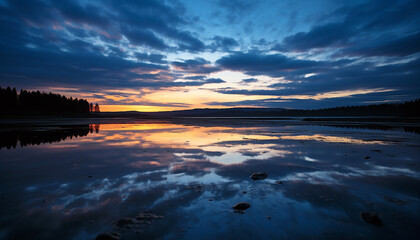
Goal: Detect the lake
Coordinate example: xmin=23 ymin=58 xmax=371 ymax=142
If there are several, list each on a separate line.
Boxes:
xmin=0 ymin=119 xmax=419 ymax=240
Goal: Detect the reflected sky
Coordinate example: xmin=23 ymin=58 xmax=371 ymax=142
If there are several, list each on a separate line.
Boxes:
xmin=0 ymin=121 xmax=419 ymax=240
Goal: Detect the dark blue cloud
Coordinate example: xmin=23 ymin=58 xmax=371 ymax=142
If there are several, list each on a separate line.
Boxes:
xmin=241 ymin=78 xmax=258 ymax=83
xmin=1 ymin=0 xmax=205 ymax=52
xmin=274 ymin=0 xmax=420 ymax=56
xmin=123 ymin=28 xmax=169 ymax=50
xmin=205 ymin=78 xmax=225 ymax=84
xmin=210 ymin=36 xmax=239 ymax=52
xmin=135 ymin=53 xmax=167 ymax=64
xmin=216 ymin=52 xmax=322 ymax=76
xmin=337 ymin=31 xmax=420 ymax=57
xmin=215 ymin=56 xmax=420 ymax=105
xmin=172 ymin=58 xmax=221 ymax=74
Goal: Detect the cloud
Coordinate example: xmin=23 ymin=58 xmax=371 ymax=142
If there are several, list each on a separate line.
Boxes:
xmin=210 ymin=36 xmax=239 ymax=52
xmin=337 ymin=31 xmax=420 ymax=57
xmin=274 ymin=0 xmax=420 ymax=56
xmin=1 ymin=0 xmax=205 ymax=52
xmin=241 ymin=78 xmax=258 ymax=83
xmin=135 ymin=53 xmax=167 ymax=64
xmin=122 ymin=27 xmax=169 ymax=50
xmin=172 ymin=58 xmax=221 ymax=74
xmin=274 ymin=22 xmax=351 ymax=52
xmin=205 ymin=78 xmax=225 ymax=84
xmin=213 ymin=56 xmax=420 ymax=107
xmin=216 ymin=52 xmax=322 ymax=76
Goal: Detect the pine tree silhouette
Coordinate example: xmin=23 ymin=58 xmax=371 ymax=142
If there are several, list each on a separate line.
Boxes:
xmin=0 ymin=86 xmax=91 ymax=115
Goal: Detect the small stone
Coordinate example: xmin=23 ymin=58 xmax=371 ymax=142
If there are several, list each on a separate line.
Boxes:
xmin=209 ymin=198 xmax=213 ymax=201
xmin=383 ymin=196 xmax=408 ymax=205
xmin=242 ymin=191 xmax=247 ymax=194
xmin=113 ymin=218 xmax=134 ymax=228
xmin=365 ymin=156 xmax=371 ymax=159
xmin=267 ymin=216 xmax=271 ymax=220
xmin=360 ymin=211 xmax=383 ymax=226
xmin=275 ymin=180 xmax=283 ymax=184
xmin=250 ymin=172 xmax=268 ymax=180
xmin=95 ymin=233 xmax=120 ymax=240
xmin=234 ymin=210 xmax=245 ymax=214
xmin=88 ymin=175 xmax=93 ymax=178
xmin=233 ymin=202 xmax=251 ymax=210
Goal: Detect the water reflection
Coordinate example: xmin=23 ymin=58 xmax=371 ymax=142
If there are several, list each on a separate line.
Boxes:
xmin=0 ymin=124 xmax=99 ymax=150
xmin=0 ymin=121 xmax=419 ymax=240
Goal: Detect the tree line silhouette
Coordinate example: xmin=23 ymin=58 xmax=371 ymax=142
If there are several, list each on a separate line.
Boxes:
xmin=278 ymin=99 xmax=420 ymax=117
xmin=0 ymin=86 xmax=100 ymax=115
xmin=154 ymin=99 xmax=420 ymax=117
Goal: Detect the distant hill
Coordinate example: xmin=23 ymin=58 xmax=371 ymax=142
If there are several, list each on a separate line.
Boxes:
xmin=95 ymin=99 xmax=420 ymax=118
xmin=145 ymin=107 xmax=288 ymax=118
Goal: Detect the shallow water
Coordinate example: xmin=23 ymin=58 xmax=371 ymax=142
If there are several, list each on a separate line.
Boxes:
xmin=0 ymin=120 xmax=419 ymax=240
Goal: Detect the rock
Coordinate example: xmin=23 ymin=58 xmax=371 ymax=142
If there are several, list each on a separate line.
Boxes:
xmin=233 ymin=210 xmax=245 ymax=214
xmin=383 ymin=196 xmax=408 ymax=205
xmin=267 ymin=216 xmax=271 ymax=220
xmin=364 ymin=156 xmax=371 ymax=159
xmin=275 ymin=180 xmax=283 ymax=184
xmin=187 ymin=185 xmax=204 ymax=192
xmin=360 ymin=211 xmax=383 ymax=226
xmin=250 ymin=172 xmax=268 ymax=180
xmin=95 ymin=233 xmax=120 ymax=240
xmin=233 ymin=202 xmax=251 ymax=211
xmin=242 ymin=191 xmax=247 ymax=194
xmin=113 ymin=218 xmax=135 ymax=228
xmin=209 ymin=198 xmax=213 ymax=201
xmin=371 ymin=150 xmax=382 ymax=153
xmin=136 ymin=211 xmax=163 ymax=224
xmin=88 ymin=175 xmax=93 ymax=178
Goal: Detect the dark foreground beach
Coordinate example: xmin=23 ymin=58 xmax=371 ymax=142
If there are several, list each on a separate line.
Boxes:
xmin=0 ymin=118 xmax=419 ymax=240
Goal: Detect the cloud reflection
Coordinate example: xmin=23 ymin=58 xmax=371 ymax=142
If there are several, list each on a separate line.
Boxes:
xmin=0 ymin=122 xmax=419 ymax=239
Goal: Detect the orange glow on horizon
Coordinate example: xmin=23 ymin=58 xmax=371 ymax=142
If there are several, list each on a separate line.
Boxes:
xmin=100 ymin=105 xmax=184 ymax=112
xmin=100 ymin=104 xmax=263 ymax=112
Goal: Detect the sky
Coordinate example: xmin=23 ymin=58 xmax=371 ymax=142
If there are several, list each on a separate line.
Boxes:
xmin=0 ymin=0 xmax=419 ymax=111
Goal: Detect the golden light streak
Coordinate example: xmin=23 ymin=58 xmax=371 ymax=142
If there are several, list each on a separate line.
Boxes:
xmin=282 ymin=88 xmax=396 ymax=100
xmin=279 ymin=134 xmax=389 ymax=145
xmin=100 ymin=104 xmax=185 ymax=112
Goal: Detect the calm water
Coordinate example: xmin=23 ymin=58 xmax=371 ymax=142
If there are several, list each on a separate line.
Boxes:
xmin=0 ymin=120 xmax=419 ymax=240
